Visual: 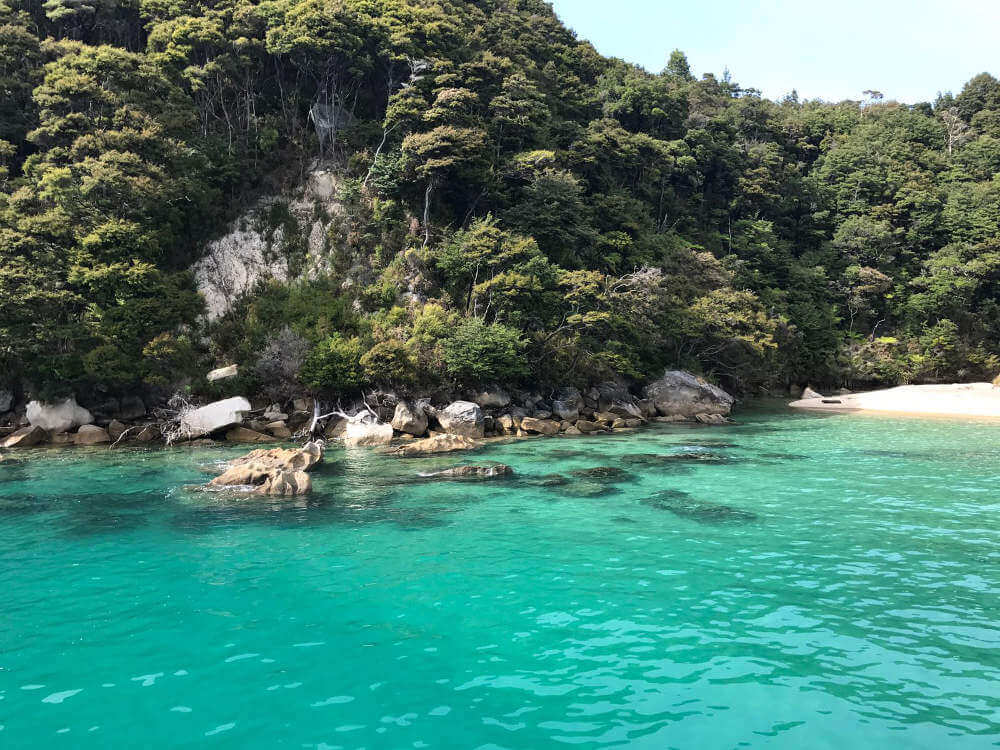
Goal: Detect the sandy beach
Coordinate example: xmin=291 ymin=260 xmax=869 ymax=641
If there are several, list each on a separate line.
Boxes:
xmin=789 ymin=382 xmax=1000 ymax=419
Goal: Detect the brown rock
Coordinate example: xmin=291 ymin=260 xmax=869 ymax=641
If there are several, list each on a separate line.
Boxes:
xmin=625 ymin=418 xmax=644 ymax=428
xmin=108 ymin=420 xmax=128 ymax=441
xmin=50 ymin=432 xmax=74 ymax=445
xmin=520 ymin=417 xmax=561 ymax=435
xmin=695 ymin=413 xmax=729 ymax=425
xmin=564 ymin=425 xmax=582 ymax=435
xmin=593 ymin=412 xmax=618 ymax=424
xmin=324 ymin=418 xmax=347 ymax=438
xmin=208 ymin=442 xmax=324 ymax=496
xmin=75 ymin=424 xmax=111 ymax=445
xmin=226 ymin=427 xmax=276 ymax=444
xmin=267 ymin=421 xmax=292 ymax=439
xmin=391 ymin=434 xmax=481 ymax=457
xmin=223 ymin=442 xmax=324 ymax=473
xmin=575 ymin=420 xmax=603 ymax=434
xmin=421 ymin=464 xmax=513 ymax=479
xmin=1 ymin=425 xmax=46 ymax=449
xmin=135 ymin=424 xmax=160 ymax=443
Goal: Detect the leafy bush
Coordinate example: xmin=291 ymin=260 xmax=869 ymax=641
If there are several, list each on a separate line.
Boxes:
xmin=442 ymin=318 xmax=527 ymax=384
xmin=299 ymin=334 xmax=366 ymax=392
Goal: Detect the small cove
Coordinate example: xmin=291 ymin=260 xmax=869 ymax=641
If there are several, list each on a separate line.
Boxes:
xmin=1 ymin=404 xmax=998 ymax=748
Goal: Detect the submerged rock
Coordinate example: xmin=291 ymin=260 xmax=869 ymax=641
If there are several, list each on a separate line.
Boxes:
xmin=571 ymin=466 xmax=631 ymax=482
xmin=641 ymin=490 xmax=757 ymax=523
xmin=421 ymin=464 xmax=513 ymax=480
xmin=391 ymin=433 xmax=481 ymax=457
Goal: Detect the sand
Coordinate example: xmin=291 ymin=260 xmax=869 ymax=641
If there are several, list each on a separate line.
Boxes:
xmin=788 ymin=382 xmax=1000 ymax=419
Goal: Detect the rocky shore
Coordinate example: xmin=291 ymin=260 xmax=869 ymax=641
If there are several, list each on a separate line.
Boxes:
xmin=0 ymin=371 xmax=735 ymax=462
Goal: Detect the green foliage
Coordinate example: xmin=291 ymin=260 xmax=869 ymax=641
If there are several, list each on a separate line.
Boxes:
xmin=442 ymin=318 xmax=527 ymax=384
xmin=299 ymin=333 xmax=365 ymax=392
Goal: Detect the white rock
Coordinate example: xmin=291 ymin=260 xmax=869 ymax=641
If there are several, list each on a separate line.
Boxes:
xmin=802 ymin=387 xmax=824 ymax=400
xmin=206 ymin=364 xmax=238 ymax=382
xmin=344 ymin=421 xmax=394 ymax=447
xmin=437 ymin=401 xmax=485 ymax=438
xmin=179 ymin=397 xmax=252 ymax=438
xmin=27 ymin=397 xmax=93 ymax=433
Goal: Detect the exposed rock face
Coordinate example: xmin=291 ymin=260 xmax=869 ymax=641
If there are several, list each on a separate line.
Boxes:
xmin=1 ymin=425 xmax=46 ymax=448
xmin=391 ymin=434 xmax=480 ymax=457
xmin=208 ymin=442 xmax=324 ymax=496
xmin=344 ymin=420 xmax=394 ymax=447
xmin=226 ymin=426 xmax=276 ymax=443
xmin=520 ymin=417 xmax=560 ymax=435
xmin=75 ymin=424 xmax=111 ymax=445
xmin=180 ymin=397 xmax=252 ymax=438
xmin=391 ymin=401 xmax=428 ymax=436
xmin=473 ymin=388 xmax=511 ymax=408
xmin=26 ymin=397 xmax=93 ymax=434
xmin=108 ymin=420 xmax=128 ymax=441
xmin=436 ymin=401 xmax=485 ymax=438
xmin=267 ymin=421 xmax=292 ymax=438
xmin=207 ymin=364 xmax=238 ymax=382
xmin=421 ymin=464 xmax=513 ymax=479
xmin=643 ymin=370 xmax=734 ymax=418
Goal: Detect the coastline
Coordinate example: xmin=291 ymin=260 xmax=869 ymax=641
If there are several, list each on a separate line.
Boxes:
xmin=788 ymin=382 xmax=1000 ymax=420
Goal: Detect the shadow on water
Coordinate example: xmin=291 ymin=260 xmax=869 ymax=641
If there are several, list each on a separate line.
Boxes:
xmin=641 ymin=489 xmax=758 ymax=524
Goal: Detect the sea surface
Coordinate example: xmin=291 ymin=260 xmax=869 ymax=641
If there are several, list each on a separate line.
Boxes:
xmin=1 ymin=405 xmax=998 ymax=748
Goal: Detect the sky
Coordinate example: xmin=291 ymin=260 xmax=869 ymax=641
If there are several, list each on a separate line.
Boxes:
xmin=548 ymin=0 xmax=1000 ymax=103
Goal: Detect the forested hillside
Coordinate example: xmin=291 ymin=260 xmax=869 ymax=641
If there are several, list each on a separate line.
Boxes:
xmin=2 ymin=0 xmax=999 ymax=401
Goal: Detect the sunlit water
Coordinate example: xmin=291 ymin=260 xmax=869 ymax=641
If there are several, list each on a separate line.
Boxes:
xmin=1 ymin=405 xmax=998 ymax=748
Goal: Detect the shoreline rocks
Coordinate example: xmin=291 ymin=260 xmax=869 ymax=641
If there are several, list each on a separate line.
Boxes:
xmin=180 ymin=397 xmax=252 ymax=439
xmin=207 ymin=441 xmax=324 ymax=496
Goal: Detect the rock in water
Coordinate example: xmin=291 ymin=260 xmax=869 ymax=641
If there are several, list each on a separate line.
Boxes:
xmin=520 ymin=417 xmax=560 ymax=435
xmin=180 ymin=397 xmax=252 ymax=439
xmin=1 ymin=425 xmax=46 ymax=449
xmin=391 ymin=434 xmax=481 ymax=457
xmin=74 ymin=424 xmax=111 ymax=445
xmin=26 ymin=397 xmax=93 ymax=434
xmin=344 ymin=420 xmax=394 ymax=447
xmin=421 ymin=464 xmax=513 ymax=479
xmin=436 ymin=401 xmax=485 ymax=438
xmin=391 ymin=401 xmax=428 ymax=436
xmin=643 ymin=370 xmax=734 ymax=419
xmin=208 ymin=442 xmax=324 ymax=496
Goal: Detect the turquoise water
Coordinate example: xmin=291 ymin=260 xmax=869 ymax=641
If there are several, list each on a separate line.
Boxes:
xmin=1 ymin=406 xmax=998 ymax=748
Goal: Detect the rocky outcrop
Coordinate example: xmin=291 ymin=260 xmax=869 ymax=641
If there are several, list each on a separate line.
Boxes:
xmin=344 ymin=420 xmax=394 ymax=447
xmin=643 ymin=370 xmax=734 ymax=418
xmin=391 ymin=401 xmax=428 ymax=436
xmin=391 ymin=434 xmax=480 ymax=457
xmin=226 ymin=426 xmax=276 ymax=443
xmin=436 ymin=401 xmax=484 ymax=438
xmin=75 ymin=424 xmax=111 ymax=445
xmin=420 ymin=464 xmax=513 ymax=479
xmin=208 ymin=441 xmax=324 ymax=496
xmin=267 ymin=421 xmax=292 ymax=438
xmin=802 ymin=387 xmax=823 ymax=400
xmin=520 ymin=417 xmax=560 ymax=435
xmin=552 ymin=387 xmax=583 ymax=422
xmin=1 ymin=425 xmax=46 ymax=449
xmin=179 ymin=397 xmax=252 ymax=438
xmin=473 ymin=388 xmax=511 ymax=408
xmin=26 ymin=397 xmax=93 ymax=434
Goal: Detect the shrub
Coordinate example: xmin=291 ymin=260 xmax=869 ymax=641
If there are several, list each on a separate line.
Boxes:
xmin=253 ymin=327 xmax=311 ymax=401
xmin=442 ymin=318 xmax=527 ymax=383
xmin=299 ymin=334 xmax=366 ymax=392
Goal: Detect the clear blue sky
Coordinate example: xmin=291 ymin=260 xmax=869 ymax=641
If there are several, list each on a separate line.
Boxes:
xmin=548 ymin=0 xmax=999 ymax=103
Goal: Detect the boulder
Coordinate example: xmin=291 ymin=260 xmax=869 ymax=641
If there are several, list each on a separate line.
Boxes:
xmin=226 ymin=427 xmax=276 ymax=444
xmin=596 ymin=381 xmax=631 ymax=411
xmin=50 ymin=432 xmax=75 ymax=445
xmin=292 ymin=398 xmax=314 ymax=412
xmin=286 ymin=410 xmax=313 ymax=429
xmin=593 ymin=411 xmax=618 ymax=424
xmin=636 ymin=399 xmax=657 ymax=419
xmin=391 ymin=434 xmax=481 ymax=457
xmin=802 ymin=387 xmax=824 ymax=400
xmin=436 ymin=401 xmax=484 ymax=438
xmin=179 ymin=397 xmax=252 ymax=438
xmin=116 ymin=396 xmax=147 ymax=420
xmin=496 ymin=414 xmax=516 ymax=433
xmin=223 ymin=442 xmax=324 ymax=473
xmin=206 ymin=364 xmax=238 ymax=382
xmin=608 ymin=400 xmax=643 ymax=419
xmin=267 ymin=421 xmax=292 ymax=439
xmin=209 ymin=462 xmax=312 ymax=496
xmin=564 ymin=425 xmax=582 ymax=435
xmin=75 ymin=424 xmax=111 ymax=445
xmin=520 ymin=417 xmax=561 ymax=435
xmin=108 ymin=420 xmax=128 ymax=441
xmin=695 ymin=413 xmax=729 ymax=425
xmin=473 ymin=388 xmax=511 ymax=408
xmin=551 ymin=399 xmax=580 ymax=422
xmin=263 ymin=411 xmax=289 ymax=422
xmin=643 ymin=370 xmax=734 ymax=418
xmin=391 ymin=401 xmax=428 ymax=436
xmin=2 ymin=425 xmax=47 ymax=448
xmin=26 ymin=397 xmax=93 ymax=434
xmin=575 ymin=420 xmax=603 ymax=434
xmin=344 ymin=420 xmax=394 ymax=447
xmin=134 ymin=424 xmax=160 ymax=443
xmin=421 ymin=464 xmax=513 ymax=480
xmin=625 ymin=418 xmax=644 ymax=428
xmin=324 ymin=418 xmax=347 ymax=438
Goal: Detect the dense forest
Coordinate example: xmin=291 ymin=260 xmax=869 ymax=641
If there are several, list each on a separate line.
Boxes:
xmin=2 ymin=0 xmax=999 ymax=402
